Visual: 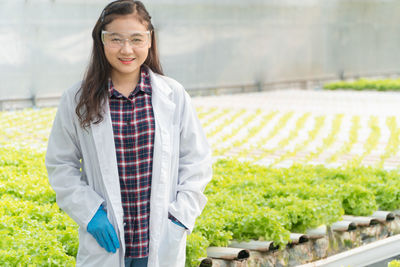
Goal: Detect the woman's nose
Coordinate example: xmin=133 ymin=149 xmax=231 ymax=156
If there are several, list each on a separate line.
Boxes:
xmin=120 ymin=40 xmax=134 ymax=53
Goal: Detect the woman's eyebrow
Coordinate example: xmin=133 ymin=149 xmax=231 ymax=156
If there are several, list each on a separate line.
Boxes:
xmin=108 ymin=32 xmax=145 ymax=37
xmin=108 ymin=32 xmax=123 ymax=37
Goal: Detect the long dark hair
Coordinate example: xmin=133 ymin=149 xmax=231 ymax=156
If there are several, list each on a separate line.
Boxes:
xmin=76 ymin=0 xmax=163 ymax=129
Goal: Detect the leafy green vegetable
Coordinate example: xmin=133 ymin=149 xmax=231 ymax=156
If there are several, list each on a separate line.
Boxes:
xmin=324 ymin=78 xmax=400 ymax=91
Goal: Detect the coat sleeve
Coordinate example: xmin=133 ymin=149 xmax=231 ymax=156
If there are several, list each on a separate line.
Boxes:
xmin=45 ymin=89 xmax=105 ymax=229
xmin=168 ymin=89 xmax=212 ymax=233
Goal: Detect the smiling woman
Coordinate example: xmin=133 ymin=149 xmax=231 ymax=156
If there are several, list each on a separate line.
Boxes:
xmin=101 ymin=16 xmax=152 ymax=97
xmin=74 ymin=0 xmax=163 ymax=128
xmin=45 ymin=1 xmax=212 ymax=267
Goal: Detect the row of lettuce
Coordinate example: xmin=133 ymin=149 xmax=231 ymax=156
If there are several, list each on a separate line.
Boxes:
xmin=188 ymin=159 xmax=400 ymax=266
xmin=390 ymin=260 xmax=400 ymax=267
xmin=3 ymin=146 xmax=400 ymax=266
xmin=324 ymin=78 xmax=400 ymax=91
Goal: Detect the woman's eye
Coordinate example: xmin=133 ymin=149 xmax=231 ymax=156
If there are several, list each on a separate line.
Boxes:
xmin=132 ymin=38 xmax=143 ymax=42
xmin=111 ymin=38 xmax=122 ymax=42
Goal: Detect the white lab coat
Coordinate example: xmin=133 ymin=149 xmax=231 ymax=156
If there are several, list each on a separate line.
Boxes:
xmin=45 ymin=68 xmax=212 ymax=267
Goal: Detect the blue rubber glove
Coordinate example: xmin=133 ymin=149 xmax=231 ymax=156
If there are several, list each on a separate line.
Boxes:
xmin=87 ymin=205 xmax=120 ymax=253
xmin=170 ymin=218 xmax=186 ymax=229
xmin=168 ymin=213 xmax=187 ymax=229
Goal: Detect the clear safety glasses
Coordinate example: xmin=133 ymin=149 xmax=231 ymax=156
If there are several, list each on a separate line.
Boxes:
xmin=101 ymin=30 xmax=151 ymax=49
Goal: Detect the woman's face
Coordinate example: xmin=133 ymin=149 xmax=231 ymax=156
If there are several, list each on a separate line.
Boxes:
xmin=103 ymin=14 xmax=151 ymax=79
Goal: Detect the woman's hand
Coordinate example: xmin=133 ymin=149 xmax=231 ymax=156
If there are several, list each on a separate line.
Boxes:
xmin=87 ymin=206 xmax=120 ymax=253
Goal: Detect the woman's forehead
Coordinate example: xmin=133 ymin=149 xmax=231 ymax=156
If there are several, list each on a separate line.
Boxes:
xmin=105 ymin=14 xmax=148 ymax=32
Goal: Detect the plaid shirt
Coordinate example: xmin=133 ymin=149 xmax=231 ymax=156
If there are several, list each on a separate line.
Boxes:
xmin=108 ymin=67 xmax=155 ymax=258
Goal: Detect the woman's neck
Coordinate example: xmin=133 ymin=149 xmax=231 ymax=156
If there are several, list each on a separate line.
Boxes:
xmin=110 ymin=69 xmax=140 ymax=97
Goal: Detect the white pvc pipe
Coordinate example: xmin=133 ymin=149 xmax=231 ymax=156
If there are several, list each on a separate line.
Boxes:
xmin=298 ymin=234 xmax=400 ymax=267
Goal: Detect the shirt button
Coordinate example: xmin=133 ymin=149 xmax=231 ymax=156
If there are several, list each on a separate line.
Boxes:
xmin=124 ymin=222 xmax=127 ymax=226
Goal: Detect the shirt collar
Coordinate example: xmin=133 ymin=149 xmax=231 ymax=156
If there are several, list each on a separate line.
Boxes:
xmin=108 ymin=66 xmax=152 ymax=98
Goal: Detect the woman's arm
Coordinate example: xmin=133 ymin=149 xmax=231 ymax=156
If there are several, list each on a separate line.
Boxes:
xmin=45 ymin=89 xmax=104 ymax=229
xmin=168 ymin=90 xmax=212 ymax=234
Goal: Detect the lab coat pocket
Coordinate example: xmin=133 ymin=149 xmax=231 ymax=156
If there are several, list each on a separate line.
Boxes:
xmin=78 ymin=226 xmax=107 ymax=255
xmin=159 ymin=219 xmax=187 ymax=266
xmin=76 ymin=227 xmax=120 ymax=267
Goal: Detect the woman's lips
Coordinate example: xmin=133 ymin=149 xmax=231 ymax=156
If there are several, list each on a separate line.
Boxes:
xmin=119 ymin=58 xmax=135 ymax=64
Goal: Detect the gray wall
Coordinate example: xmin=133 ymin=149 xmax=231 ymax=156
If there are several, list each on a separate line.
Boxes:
xmin=1 ymin=0 xmax=400 ymax=100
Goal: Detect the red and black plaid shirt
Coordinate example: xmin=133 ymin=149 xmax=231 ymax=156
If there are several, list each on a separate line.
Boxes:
xmin=108 ymin=66 xmax=155 ymax=258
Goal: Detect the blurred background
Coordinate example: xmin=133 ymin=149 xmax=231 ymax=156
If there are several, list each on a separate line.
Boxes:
xmin=1 ymin=0 xmax=400 ymax=108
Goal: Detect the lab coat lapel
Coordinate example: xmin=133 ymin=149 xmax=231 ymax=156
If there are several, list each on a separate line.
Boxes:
xmin=148 ymin=70 xmax=176 ymax=264
xmin=91 ymin=99 xmax=123 ymax=212
xmin=149 ymin=70 xmax=176 ymax=185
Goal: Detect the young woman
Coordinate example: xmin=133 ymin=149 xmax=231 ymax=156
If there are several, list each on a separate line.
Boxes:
xmin=45 ymin=1 xmax=212 ymax=266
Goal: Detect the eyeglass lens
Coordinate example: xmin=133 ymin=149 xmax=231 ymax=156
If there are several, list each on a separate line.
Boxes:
xmin=103 ymin=32 xmax=149 ymax=48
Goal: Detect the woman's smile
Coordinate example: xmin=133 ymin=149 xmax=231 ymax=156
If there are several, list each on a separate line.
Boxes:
xmin=119 ymin=57 xmax=135 ymax=64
